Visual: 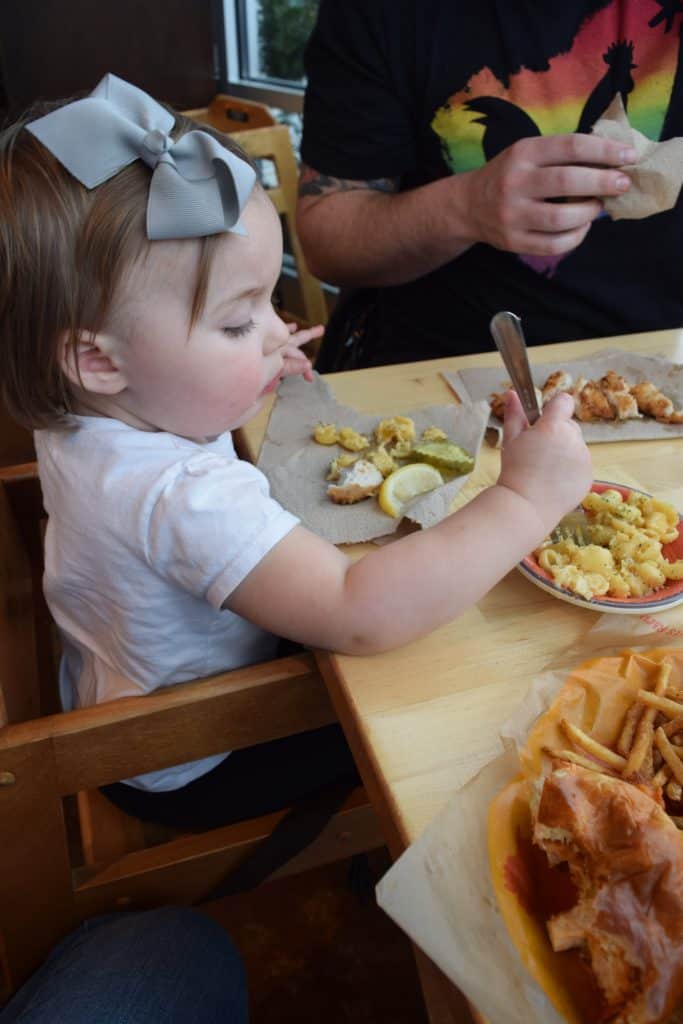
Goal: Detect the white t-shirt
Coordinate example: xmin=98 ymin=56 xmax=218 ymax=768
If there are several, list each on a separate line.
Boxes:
xmin=35 ymin=417 xmax=299 ymax=792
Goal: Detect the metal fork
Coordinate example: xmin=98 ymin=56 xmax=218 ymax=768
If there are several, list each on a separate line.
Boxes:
xmin=489 ymin=311 xmax=541 ymax=425
xmin=550 ymin=508 xmax=591 ymax=546
xmin=490 ymin=311 xmax=589 ymax=545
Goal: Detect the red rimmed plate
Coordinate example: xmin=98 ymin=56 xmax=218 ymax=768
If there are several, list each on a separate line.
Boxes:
xmin=518 ymin=481 xmax=683 ymax=614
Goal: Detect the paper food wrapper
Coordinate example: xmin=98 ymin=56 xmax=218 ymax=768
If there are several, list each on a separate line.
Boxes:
xmin=592 ymin=95 xmax=683 ymax=220
xmin=444 ymin=347 xmax=683 ymax=445
xmin=257 ymin=373 xmax=491 ymax=544
xmin=377 ymin=609 xmax=683 ymax=1024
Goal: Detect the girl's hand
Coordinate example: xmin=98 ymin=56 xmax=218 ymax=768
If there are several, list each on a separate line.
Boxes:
xmin=498 ymin=390 xmax=593 ymax=532
xmin=280 ymin=322 xmax=324 ymax=382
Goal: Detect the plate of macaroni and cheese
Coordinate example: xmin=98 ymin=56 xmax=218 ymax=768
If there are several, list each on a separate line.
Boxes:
xmin=519 ymin=481 xmax=683 ymax=613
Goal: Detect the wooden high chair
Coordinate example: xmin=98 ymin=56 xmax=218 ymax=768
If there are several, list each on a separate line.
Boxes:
xmin=233 ymin=123 xmax=328 ymax=334
xmin=183 ymin=96 xmax=329 ymax=339
xmin=0 ymin=409 xmax=34 ymax=469
xmin=0 ymin=465 xmax=380 ymax=1001
xmin=183 ymin=93 xmax=276 ymax=133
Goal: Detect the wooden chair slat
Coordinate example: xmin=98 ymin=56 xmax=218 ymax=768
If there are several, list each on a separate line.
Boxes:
xmin=0 ymin=485 xmax=39 ymax=726
xmin=0 ymin=653 xmax=335 ymax=794
xmin=0 ymin=737 xmax=76 ymax=995
xmin=73 ymin=787 xmax=378 ymax=912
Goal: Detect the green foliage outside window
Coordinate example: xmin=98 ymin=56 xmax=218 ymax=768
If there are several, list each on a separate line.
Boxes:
xmin=258 ymin=0 xmax=319 ymax=81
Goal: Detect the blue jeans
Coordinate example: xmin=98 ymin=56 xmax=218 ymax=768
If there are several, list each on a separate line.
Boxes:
xmin=0 ymin=907 xmax=247 ymax=1023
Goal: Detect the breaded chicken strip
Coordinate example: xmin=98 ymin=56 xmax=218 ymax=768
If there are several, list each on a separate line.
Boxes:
xmin=599 ymin=370 xmax=640 ymax=420
xmin=632 ymin=380 xmax=683 ymax=424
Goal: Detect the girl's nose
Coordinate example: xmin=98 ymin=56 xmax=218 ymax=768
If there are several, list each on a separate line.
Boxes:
xmin=267 ymin=309 xmax=290 ymax=352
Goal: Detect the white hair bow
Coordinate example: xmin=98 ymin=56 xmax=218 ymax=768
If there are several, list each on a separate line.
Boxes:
xmin=27 ymin=73 xmax=256 ymax=240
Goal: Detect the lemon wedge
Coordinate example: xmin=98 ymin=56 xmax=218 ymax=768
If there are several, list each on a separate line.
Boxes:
xmin=378 ymin=463 xmax=444 ymax=518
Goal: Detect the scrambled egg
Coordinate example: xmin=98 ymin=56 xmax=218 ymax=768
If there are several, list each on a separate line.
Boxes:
xmin=374 ymin=415 xmax=416 ymax=447
xmin=313 ymin=422 xmax=339 ymax=445
xmin=421 ymin=426 xmax=447 ymax=442
xmin=338 ymin=427 xmax=370 ymax=452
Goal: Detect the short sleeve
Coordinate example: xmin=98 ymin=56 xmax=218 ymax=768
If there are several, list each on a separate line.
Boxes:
xmin=301 ymin=0 xmax=419 ymax=181
xmin=144 ymin=453 xmax=299 ymax=609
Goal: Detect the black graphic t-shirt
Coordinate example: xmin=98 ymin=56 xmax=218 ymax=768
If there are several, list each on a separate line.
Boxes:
xmin=302 ymin=0 xmax=683 ymax=363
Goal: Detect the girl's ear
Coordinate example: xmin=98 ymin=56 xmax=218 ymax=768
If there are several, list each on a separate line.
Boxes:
xmin=59 ymin=331 xmax=128 ymax=396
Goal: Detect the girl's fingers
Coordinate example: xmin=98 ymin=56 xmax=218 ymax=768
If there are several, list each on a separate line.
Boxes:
xmin=281 ymin=347 xmax=313 ymax=379
xmin=286 ymin=323 xmax=325 ymax=346
xmin=540 ymin=391 xmax=575 ymax=423
xmin=502 ymin=390 xmax=528 ymax=445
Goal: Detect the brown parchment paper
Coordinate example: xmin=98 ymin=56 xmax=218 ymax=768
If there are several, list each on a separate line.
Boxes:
xmin=592 ymin=95 xmax=683 ymax=220
xmin=444 ymin=347 xmax=683 ymax=445
xmin=257 ymin=373 xmax=491 ymax=544
xmin=376 ymin=608 xmax=683 ymax=1024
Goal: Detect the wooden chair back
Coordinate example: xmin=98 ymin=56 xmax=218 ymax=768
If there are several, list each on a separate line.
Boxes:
xmin=0 ymin=409 xmax=34 ymax=469
xmin=232 ymin=123 xmax=328 ymax=330
xmin=0 ymin=468 xmax=379 ymax=1001
xmin=183 ymin=94 xmax=276 ymax=133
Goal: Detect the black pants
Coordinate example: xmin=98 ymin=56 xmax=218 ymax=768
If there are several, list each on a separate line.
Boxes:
xmin=101 ymin=724 xmax=360 ymax=831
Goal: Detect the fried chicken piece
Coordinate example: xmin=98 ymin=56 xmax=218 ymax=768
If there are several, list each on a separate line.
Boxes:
xmin=631 ymin=380 xmax=683 ymax=424
xmin=574 ymin=379 xmax=616 ymax=421
xmin=490 ymin=386 xmax=542 ymax=420
xmin=327 ymin=459 xmax=383 ymax=504
xmin=541 ymin=370 xmax=572 ymax=404
xmin=489 ymin=392 xmax=506 ymax=420
xmin=599 ymin=370 xmax=641 ymax=421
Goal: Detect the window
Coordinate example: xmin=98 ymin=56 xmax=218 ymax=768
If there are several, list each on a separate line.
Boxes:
xmin=220 ymin=0 xmax=319 ymax=113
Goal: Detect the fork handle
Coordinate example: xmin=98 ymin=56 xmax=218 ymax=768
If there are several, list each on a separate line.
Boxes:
xmin=489 ymin=311 xmax=541 ymax=425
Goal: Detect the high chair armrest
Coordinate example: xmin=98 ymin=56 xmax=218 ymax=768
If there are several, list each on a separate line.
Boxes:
xmin=0 ymin=461 xmax=39 ymax=482
xmin=0 ymin=652 xmax=334 ymax=794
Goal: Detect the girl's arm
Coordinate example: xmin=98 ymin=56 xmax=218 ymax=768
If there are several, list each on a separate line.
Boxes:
xmin=226 ymin=393 xmax=592 ymax=655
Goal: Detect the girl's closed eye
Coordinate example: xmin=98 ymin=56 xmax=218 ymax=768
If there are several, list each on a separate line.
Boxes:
xmin=223 ymin=319 xmax=256 ymax=337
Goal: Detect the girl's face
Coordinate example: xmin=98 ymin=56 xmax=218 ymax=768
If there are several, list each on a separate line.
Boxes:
xmin=105 ymin=188 xmax=291 ymax=440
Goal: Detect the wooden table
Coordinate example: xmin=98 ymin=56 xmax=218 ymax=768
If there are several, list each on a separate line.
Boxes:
xmin=239 ymin=328 xmax=683 ymax=1022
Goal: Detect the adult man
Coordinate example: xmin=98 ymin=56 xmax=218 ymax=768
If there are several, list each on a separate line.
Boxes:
xmin=298 ymin=0 xmax=683 ymax=368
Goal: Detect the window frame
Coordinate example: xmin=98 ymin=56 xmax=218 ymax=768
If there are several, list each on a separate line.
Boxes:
xmin=217 ymin=0 xmax=305 ymax=114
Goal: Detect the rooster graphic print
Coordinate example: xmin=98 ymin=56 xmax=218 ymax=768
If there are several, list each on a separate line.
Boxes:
xmin=431 ymin=0 xmax=683 ymax=275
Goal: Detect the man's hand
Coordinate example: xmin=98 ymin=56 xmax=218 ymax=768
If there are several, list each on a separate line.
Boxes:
xmin=458 ymin=133 xmax=637 ymax=257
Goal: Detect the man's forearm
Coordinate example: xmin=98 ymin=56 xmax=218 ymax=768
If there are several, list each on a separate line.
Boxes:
xmin=297 ymin=171 xmax=478 ymax=288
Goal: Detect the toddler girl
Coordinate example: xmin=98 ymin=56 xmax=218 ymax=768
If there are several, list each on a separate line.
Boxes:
xmin=0 ymin=75 xmax=592 ymax=829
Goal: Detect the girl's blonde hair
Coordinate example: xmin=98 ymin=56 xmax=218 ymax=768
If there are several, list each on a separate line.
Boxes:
xmin=0 ymin=99 xmax=255 ymax=429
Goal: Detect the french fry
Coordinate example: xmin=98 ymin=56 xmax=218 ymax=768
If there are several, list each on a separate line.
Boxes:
xmin=623 ymin=662 xmax=671 ymax=777
xmin=653 ymin=765 xmax=672 ymax=787
xmin=542 ymin=746 xmax=616 ymax=776
xmin=663 ymin=714 xmax=683 ymax=738
xmin=616 ymin=702 xmax=642 ymax=757
xmin=655 ymin=727 xmax=683 ymax=787
xmin=636 ymin=690 xmax=683 ymax=719
xmin=560 ymin=720 xmax=627 ymax=772
xmin=658 ymin=660 xmax=673 ymax=688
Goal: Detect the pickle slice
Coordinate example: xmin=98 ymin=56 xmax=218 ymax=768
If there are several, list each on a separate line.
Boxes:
xmin=409 ymin=441 xmax=474 ymax=475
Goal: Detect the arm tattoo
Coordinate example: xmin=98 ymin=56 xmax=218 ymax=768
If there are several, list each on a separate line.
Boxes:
xmin=298 ymin=164 xmax=399 ymax=198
